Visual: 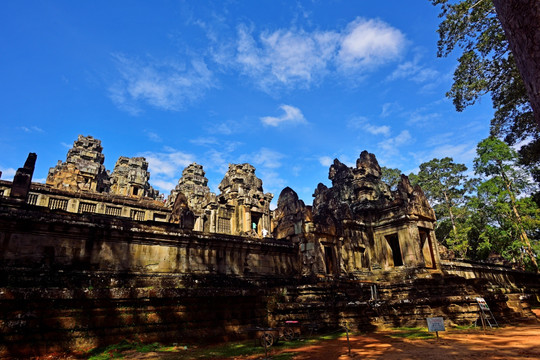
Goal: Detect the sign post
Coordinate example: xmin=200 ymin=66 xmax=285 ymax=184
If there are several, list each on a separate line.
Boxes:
xmin=426 ymin=317 xmax=445 ymax=340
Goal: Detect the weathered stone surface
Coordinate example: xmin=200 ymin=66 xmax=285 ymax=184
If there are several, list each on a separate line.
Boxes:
xmin=10 ymin=153 xmax=36 ymax=200
xmin=274 ymin=151 xmax=439 ymax=277
xmin=167 ymin=163 xmax=213 ymax=211
xmin=272 ymin=187 xmax=310 ymax=240
xmin=109 ymin=156 xmax=159 ymax=199
xmin=46 ymin=135 xmax=110 ymax=193
xmin=216 ymin=163 xmax=273 ymax=236
xmin=170 ymin=191 xmax=195 ymax=229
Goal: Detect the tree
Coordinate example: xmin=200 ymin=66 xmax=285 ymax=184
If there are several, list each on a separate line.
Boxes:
xmin=380 ymin=166 xmax=402 ymax=191
xmin=474 ymin=137 xmax=539 ymax=272
xmin=431 ymin=0 xmax=539 ymax=183
xmin=492 ymin=0 xmax=540 ymax=128
xmin=411 ymin=157 xmax=472 ymax=256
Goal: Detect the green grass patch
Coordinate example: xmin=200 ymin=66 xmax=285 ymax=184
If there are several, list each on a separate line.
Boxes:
xmin=450 ymin=324 xmax=476 ymax=331
xmin=388 ymin=327 xmax=435 ymax=340
xmin=85 ymin=330 xmax=349 ymax=359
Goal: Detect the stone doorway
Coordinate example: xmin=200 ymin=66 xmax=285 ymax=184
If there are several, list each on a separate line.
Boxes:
xmin=324 ymin=246 xmax=336 ymax=275
xmin=419 ymin=229 xmax=436 ymax=269
xmin=251 ymin=212 xmax=262 ymax=235
xmin=385 ymin=234 xmax=403 ymax=267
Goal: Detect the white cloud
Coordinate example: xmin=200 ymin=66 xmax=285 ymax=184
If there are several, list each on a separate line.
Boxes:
xmin=258 ymin=169 xmax=287 ymax=195
xmin=337 ymin=18 xmax=405 ymax=71
xmin=387 ymin=56 xmax=439 ymax=83
xmin=261 ymin=104 xmax=307 ymax=127
xmin=380 ymin=102 xmax=402 ymax=118
xmin=348 ymin=116 xmax=391 ymax=136
xmin=20 ymin=126 xmax=44 ymax=133
xmin=149 ymin=179 xmax=177 ymax=193
xmin=408 ymin=110 xmax=442 ymax=126
xmin=365 ymin=124 xmax=391 ymax=136
xmin=430 ymin=143 xmax=477 ymax=165
xmin=319 ymin=156 xmax=333 ymax=167
xmin=0 ymin=167 xmax=16 ymax=180
xmin=109 ymin=54 xmax=215 ymax=114
xmin=236 ymin=24 xmax=338 ymax=91
xmin=145 ymin=131 xmax=162 ymax=143
xmin=230 ymin=17 xmax=405 ymax=91
xmin=252 ymin=148 xmax=285 ymax=169
xmin=378 ymin=130 xmax=413 ymax=153
xmin=190 ymin=137 xmax=219 ymax=146
xmin=139 ymin=149 xmax=194 ymax=178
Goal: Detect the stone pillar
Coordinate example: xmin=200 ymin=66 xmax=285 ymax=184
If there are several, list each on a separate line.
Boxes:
xmin=10 ymin=153 xmax=37 ymax=201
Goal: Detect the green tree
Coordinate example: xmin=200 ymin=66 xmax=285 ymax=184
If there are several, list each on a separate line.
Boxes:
xmin=380 ymin=166 xmax=402 ymax=191
xmin=474 ymin=137 xmax=539 ymax=272
xmin=431 ymin=0 xmax=540 ymax=184
xmin=412 ymin=157 xmax=472 ymax=257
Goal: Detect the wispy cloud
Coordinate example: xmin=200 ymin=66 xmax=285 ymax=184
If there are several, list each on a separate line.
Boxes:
xmin=230 ymin=17 xmax=405 ymax=91
xmin=138 ymin=148 xmax=195 ymax=194
xmin=145 ymin=130 xmax=162 ymax=143
xmin=109 ymin=54 xmax=215 ymax=114
xmin=319 ymin=156 xmax=333 ymax=167
xmin=348 ymin=116 xmax=391 ymax=136
xmin=378 ymin=130 xmax=413 ymax=154
xmin=0 ymin=167 xmax=16 ymax=180
xmin=387 ymin=55 xmax=438 ymax=83
xmin=380 ymin=102 xmax=402 ymax=118
xmin=236 ymin=24 xmax=337 ymax=91
xmin=190 ymin=137 xmax=219 ymax=146
xmin=252 ymin=148 xmax=286 ymax=169
xmin=261 ymin=105 xmax=307 ymax=127
xmin=20 ymin=126 xmax=44 ymax=133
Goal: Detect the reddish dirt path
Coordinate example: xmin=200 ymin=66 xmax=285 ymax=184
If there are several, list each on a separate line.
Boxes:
xmin=238 ymin=311 xmax=540 ymax=360
xmin=253 ymin=324 xmax=540 ymax=360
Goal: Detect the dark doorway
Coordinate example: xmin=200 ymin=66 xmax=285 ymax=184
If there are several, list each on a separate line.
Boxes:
xmin=324 ymin=246 xmax=335 ymax=274
xmin=419 ymin=229 xmax=436 ymax=269
xmin=251 ymin=212 xmax=262 ymax=234
xmin=385 ymin=234 xmax=403 ymax=267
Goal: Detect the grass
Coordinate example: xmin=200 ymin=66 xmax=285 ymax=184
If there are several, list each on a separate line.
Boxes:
xmin=86 ymin=340 xmax=172 ymax=359
xmin=387 ymin=327 xmax=435 ymax=340
xmin=84 ymin=330 xmax=347 ymax=359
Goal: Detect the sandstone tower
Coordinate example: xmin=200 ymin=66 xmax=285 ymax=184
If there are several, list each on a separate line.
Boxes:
xmin=46 ymin=135 xmax=110 ymax=193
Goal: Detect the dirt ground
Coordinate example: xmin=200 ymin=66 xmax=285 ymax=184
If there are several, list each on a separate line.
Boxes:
xmin=115 ymin=309 xmax=540 ymax=360
xmin=250 ymin=322 xmax=540 ymax=360
xmin=27 ymin=310 xmax=540 ymax=360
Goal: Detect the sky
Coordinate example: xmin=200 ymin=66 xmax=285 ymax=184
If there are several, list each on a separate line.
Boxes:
xmin=0 ymin=0 xmax=494 ymax=207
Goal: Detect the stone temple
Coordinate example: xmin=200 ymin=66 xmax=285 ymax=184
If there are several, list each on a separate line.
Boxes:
xmin=0 ymin=135 xmax=538 ymax=357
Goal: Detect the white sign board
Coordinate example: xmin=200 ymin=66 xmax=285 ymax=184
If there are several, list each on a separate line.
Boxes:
xmin=476 ymin=297 xmax=490 ymax=311
xmin=426 ymin=317 xmax=445 ymax=332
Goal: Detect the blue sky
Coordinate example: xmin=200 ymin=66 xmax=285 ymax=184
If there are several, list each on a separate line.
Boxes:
xmin=0 ymin=1 xmax=493 ymax=206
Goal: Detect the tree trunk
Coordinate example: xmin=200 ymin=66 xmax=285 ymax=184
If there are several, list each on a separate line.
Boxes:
xmin=493 ymin=0 xmax=540 ymax=129
xmin=443 ymin=190 xmax=458 ymax=237
xmin=498 ymin=161 xmax=539 ymax=272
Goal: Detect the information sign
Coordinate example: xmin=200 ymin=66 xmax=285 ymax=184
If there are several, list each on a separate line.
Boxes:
xmin=426 ymin=317 xmax=445 ymax=332
xmin=476 ymin=297 xmax=490 ymax=311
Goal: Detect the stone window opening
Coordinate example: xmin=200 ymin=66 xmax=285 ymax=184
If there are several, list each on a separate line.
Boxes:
xmin=385 ymin=234 xmax=403 ymax=267
xmin=132 ymin=187 xmax=139 ymax=196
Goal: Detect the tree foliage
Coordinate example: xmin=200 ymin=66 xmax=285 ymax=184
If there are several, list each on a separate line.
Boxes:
xmin=473 ymin=137 xmax=539 ymax=271
xmin=380 ymin=166 xmax=402 ymax=191
xmin=409 ymin=157 xmax=472 ymax=257
xmin=431 ymin=0 xmax=539 ymax=183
